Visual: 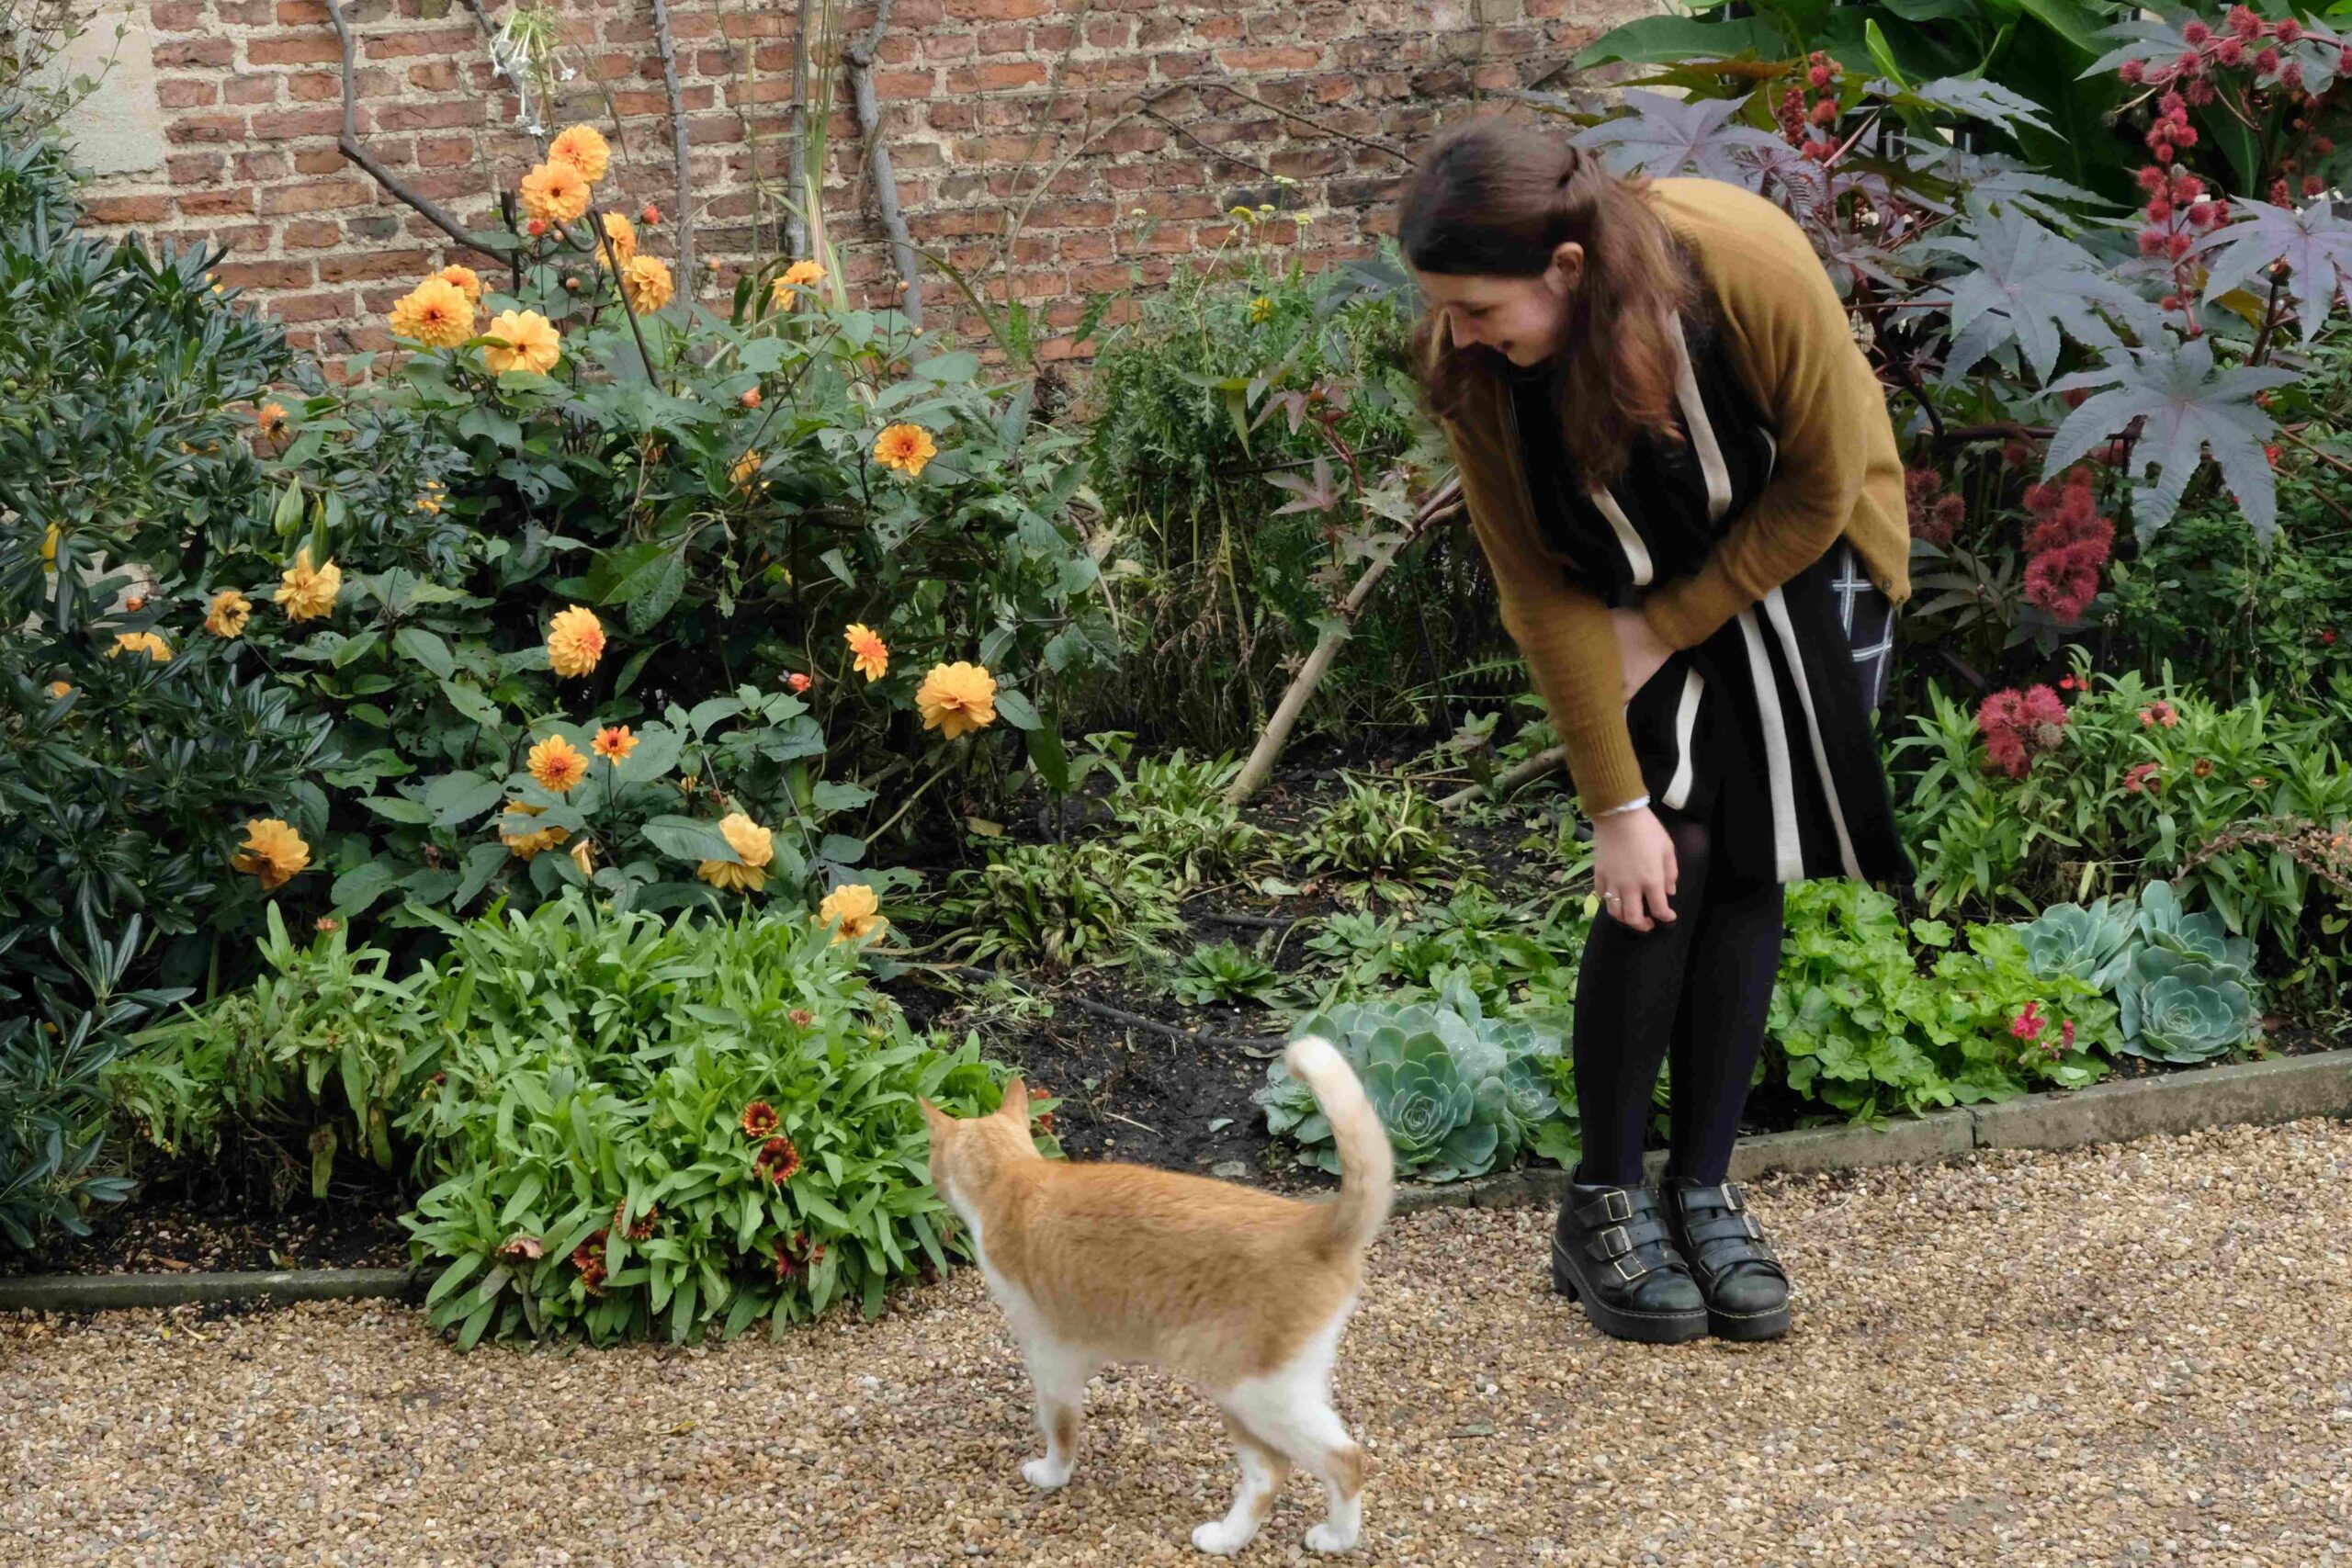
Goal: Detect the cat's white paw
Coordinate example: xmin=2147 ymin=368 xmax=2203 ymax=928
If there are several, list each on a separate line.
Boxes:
xmin=1305 ymin=1521 xmax=1360 ymax=1555
xmin=1022 ymin=1457 xmax=1072 ymax=1491
xmin=1191 ymin=1519 xmax=1255 ymax=1556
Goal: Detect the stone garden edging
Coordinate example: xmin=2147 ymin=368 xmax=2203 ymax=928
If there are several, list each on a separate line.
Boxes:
xmin=4 ymin=1048 xmax=2346 ymax=1314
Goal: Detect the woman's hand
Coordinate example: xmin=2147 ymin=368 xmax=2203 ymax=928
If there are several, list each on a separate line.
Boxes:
xmin=1591 ymin=806 xmax=1679 ymax=931
xmin=1611 ymin=607 xmax=1673 ymax=701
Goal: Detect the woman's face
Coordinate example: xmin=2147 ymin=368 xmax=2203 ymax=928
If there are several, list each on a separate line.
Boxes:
xmin=1415 ymin=243 xmax=1585 ymax=368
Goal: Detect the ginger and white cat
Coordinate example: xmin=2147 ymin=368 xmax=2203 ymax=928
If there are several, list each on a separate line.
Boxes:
xmin=919 ymin=1038 xmax=1393 ymax=1557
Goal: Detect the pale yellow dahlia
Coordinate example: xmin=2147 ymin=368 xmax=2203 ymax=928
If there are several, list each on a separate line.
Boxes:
xmin=388 ymin=277 xmax=474 ymax=349
xmin=843 ymin=623 xmax=888 ymax=682
xmin=232 ymin=818 xmax=311 ymax=889
xmin=481 ymin=310 xmax=562 ymax=376
xmin=548 ymin=123 xmax=612 ymax=183
xmin=277 ymin=547 xmax=342 ymax=622
xmin=696 ymin=811 xmax=775 ymax=892
xmin=204 ymin=588 xmax=252 ymax=638
xmin=519 ymin=160 xmax=592 ymax=224
xmin=817 ymin=882 xmax=886 ymax=942
xmin=546 ymin=605 xmax=605 ymax=677
xmin=915 ymin=660 xmax=996 ymax=739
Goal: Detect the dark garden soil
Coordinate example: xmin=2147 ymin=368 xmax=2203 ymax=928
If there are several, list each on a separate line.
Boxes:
xmin=15 ymin=744 xmax=2346 ymax=1277
xmin=0 ymin=1174 xmax=411 ymax=1279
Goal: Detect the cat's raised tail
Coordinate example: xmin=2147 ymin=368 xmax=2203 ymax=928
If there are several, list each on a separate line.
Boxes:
xmin=1283 ymin=1037 xmax=1394 ymax=1256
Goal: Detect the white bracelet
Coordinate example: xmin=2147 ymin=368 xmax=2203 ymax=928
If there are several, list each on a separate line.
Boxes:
xmin=1591 ymin=794 xmax=1652 ymax=819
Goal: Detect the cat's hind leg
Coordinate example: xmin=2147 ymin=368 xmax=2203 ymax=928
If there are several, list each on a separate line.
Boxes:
xmin=1017 ymin=1336 xmax=1094 ymax=1491
xmin=1190 ymin=1412 xmax=1293 ymax=1556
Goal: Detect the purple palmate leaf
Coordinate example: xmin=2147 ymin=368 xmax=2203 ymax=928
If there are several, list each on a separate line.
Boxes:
xmin=2193 ymin=198 xmax=2352 ymax=339
xmin=1921 ymin=209 xmax=2162 ymax=384
xmin=2046 ymin=337 xmax=2296 ymax=543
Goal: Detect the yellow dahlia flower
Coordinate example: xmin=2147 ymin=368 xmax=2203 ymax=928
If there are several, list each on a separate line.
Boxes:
xmin=620 ymin=254 xmax=673 ymax=314
xmin=277 ymin=547 xmax=342 ymax=622
xmin=873 ymin=423 xmax=937 ymax=478
xmin=591 ymin=726 xmax=638 ymax=763
xmin=519 ymin=161 xmax=591 ymax=224
xmin=204 ymin=588 xmax=252 ymax=638
xmin=597 ymin=211 xmax=637 ymax=267
xmin=232 ymin=818 xmax=311 ymax=889
xmin=389 ymin=277 xmax=474 ymax=349
xmin=482 ymin=310 xmax=562 ymax=376
xmin=546 ymin=605 xmax=605 ymax=677
xmin=915 ymin=660 xmax=996 ymax=739
xmin=435 ymin=264 xmax=484 ymax=303
xmin=548 ymin=123 xmax=612 ymax=183
xmin=817 ymin=882 xmax=886 ymax=942
xmin=499 ymin=800 xmax=570 ymax=860
xmin=527 ymin=733 xmax=589 ymax=793
xmin=843 ymin=623 xmax=888 ymax=682
xmin=697 ymin=811 xmax=775 ymax=892
xmin=109 ymin=630 xmax=173 ymax=662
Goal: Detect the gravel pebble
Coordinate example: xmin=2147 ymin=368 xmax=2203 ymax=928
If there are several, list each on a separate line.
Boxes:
xmin=6 ymin=1118 xmax=2351 ymax=1566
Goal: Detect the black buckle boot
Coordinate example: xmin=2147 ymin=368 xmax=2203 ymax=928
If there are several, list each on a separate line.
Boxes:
xmin=1663 ymin=1177 xmax=1791 ymax=1342
xmin=1549 ymin=1175 xmax=1707 ymax=1344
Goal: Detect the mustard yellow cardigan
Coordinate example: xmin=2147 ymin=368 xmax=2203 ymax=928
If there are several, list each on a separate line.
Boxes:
xmin=1438 ymin=177 xmax=1910 ymax=816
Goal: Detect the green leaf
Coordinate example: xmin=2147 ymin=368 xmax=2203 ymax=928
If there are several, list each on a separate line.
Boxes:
xmin=738 ymin=337 xmax=789 ymax=374
xmin=440 ymin=679 xmax=502 ymax=728
xmin=639 ymin=815 xmax=739 ymax=863
xmin=913 ymin=350 xmax=981 ymax=384
xmin=627 ymin=549 xmax=687 ymax=633
xmin=586 ymin=540 xmax=681 ymax=605
xmin=1025 ymin=719 xmax=1071 ymax=795
xmin=819 ymin=834 xmax=865 ymax=866
xmin=686 ymin=696 xmax=742 ymax=736
xmin=451 ymin=841 xmax=510 ymax=913
xmin=992 ymin=688 xmax=1041 ymax=730
xmin=331 ymin=862 xmax=404 ymax=916
xmin=811 ymin=780 xmax=874 ymax=813
xmin=391 ymin=626 xmax=456 ymax=679
xmin=426 ymin=772 xmax=506 ymax=828
xmin=331 ymin=629 xmax=381 ymax=669
xmin=362 ymin=794 xmax=434 ymax=825
xmin=614 ymin=721 xmax=684 ymax=784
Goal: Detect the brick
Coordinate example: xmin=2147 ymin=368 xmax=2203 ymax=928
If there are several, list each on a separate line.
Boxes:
xmin=151 ymin=3 xmax=204 ymax=29
xmin=167 ymin=153 xmax=227 ymax=185
xmin=216 ymin=260 xmax=316 ymax=289
xmin=84 ymin=194 xmax=173 ymax=224
xmin=247 ymin=34 xmax=345 ymax=65
xmin=318 ymin=248 xmax=433 ymax=283
xmin=370 ymin=101 xmax=484 ymax=132
xmin=1057 ymin=231 xmax=1114 ymax=262
xmin=975 ymin=22 xmax=1028 ymax=54
xmin=226 ymin=75 xmax=284 ymax=107
xmin=154 ymin=38 xmax=235 ymax=67
xmin=167 ymin=113 xmax=247 ymax=145
xmin=1216 ymin=46 xmax=1324 ymax=72
xmin=248 ymin=108 xmax=345 ymax=141
xmin=278 ymin=0 xmax=331 ymax=20
xmin=270 ymin=288 xmax=355 ymax=324
xmin=259 ymin=177 xmax=375 ymax=214
xmin=157 ymin=76 xmax=218 ymax=108
xmin=362 ymin=25 xmax=475 ymax=59
xmin=415 ymin=137 xmax=474 ymax=168
xmin=289 ymin=71 xmax=343 ymax=102
xmin=295 ymin=147 xmax=351 ymax=175
xmin=944 ymin=0 xmax=1046 ymax=17
xmin=179 ymin=187 xmax=258 ymax=218
xmin=876 ymin=70 xmax=936 ymax=99
xmin=945 ymin=59 xmax=1053 ymax=95
xmin=281 ymin=219 xmax=341 ymax=247
xmin=408 ymin=60 xmax=461 ymax=91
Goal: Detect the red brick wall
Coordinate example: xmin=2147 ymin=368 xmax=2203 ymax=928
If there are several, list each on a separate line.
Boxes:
xmin=81 ymin=0 xmax=1643 ymax=367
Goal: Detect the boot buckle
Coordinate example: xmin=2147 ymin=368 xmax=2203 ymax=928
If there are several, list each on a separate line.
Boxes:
xmin=1719 ymin=1183 xmax=1745 ymax=1213
xmin=1598 ymin=1224 xmax=1632 ymax=1259
xmin=1611 ymin=1254 xmax=1651 ymax=1284
xmin=1601 ymin=1190 xmax=1633 ymax=1223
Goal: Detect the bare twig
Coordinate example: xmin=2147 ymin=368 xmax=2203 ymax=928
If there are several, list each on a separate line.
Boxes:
xmin=1139 ymin=107 xmax=1280 ymax=181
xmin=1195 ymin=81 xmax=1416 ymax=166
xmin=1227 ymin=478 xmax=1467 ymax=804
xmin=842 ymin=0 xmax=922 ymax=327
xmin=649 ymin=0 xmax=695 ymax=285
xmin=785 ymin=0 xmax=815 ymax=258
xmin=457 ymin=0 xmax=494 ymax=39
xmin=1437 ymin=745 xmax=1566 ymax=810
xmin=322 ymin=0 xmax=476 ymax=248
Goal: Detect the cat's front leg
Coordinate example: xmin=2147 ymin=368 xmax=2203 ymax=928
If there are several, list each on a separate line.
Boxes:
xmin=1018 ymin=1337 xmax=1094 ymax=1491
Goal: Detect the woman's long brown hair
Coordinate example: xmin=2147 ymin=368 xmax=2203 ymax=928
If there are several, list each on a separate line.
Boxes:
xmin=1400 ymin=119 xmax=1694 ymax=485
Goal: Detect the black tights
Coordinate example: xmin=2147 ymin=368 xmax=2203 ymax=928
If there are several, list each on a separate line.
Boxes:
xmin=1573 ymin=808 xmax=1785 ymax=1188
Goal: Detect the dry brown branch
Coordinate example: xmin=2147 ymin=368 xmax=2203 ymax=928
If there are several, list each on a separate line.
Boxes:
xmin=649 ymin=0 xmax=696 ymax=285
xmin=842 ymin=0 xmax=921 ymax=326
xmin=322 ymin=0 xmax=476 ymax=249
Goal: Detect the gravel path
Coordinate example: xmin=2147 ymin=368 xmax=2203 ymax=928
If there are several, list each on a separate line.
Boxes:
xmin=6 ymin=1118 xmax=2352 ymax=1567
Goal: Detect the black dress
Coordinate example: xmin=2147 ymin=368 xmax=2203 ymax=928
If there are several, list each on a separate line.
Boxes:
xmin=1509 ymin=310 xmax=1912 ymax=887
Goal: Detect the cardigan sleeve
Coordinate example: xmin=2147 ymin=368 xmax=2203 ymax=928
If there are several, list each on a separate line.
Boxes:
xmin=1638 ymin=222 xmax=1881 ymax=650
xmin=1442 ymin=406 xmax=1649 ymax=816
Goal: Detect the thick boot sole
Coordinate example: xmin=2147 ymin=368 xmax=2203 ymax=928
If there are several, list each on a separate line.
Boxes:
xmin=1550 ymin=1239 xmax=1707 ymax=1345
xmin=1705 ymin=1300 xmax=1792 ymax=1342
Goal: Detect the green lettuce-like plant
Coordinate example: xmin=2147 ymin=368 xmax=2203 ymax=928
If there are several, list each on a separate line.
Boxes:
xmin=1258 ymin=979 xmax=1565 ymax=1183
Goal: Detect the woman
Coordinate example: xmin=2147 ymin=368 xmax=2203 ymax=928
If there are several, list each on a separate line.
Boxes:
xmin=1400 ymin=119 xmax=1912 ymax=1345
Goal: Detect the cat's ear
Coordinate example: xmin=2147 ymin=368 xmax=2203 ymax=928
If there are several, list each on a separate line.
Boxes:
xmin=997 ymin=1077 xmax=1029 ymax=1123
xmin=917 ymin=1098 xmax=952 ymax=1140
